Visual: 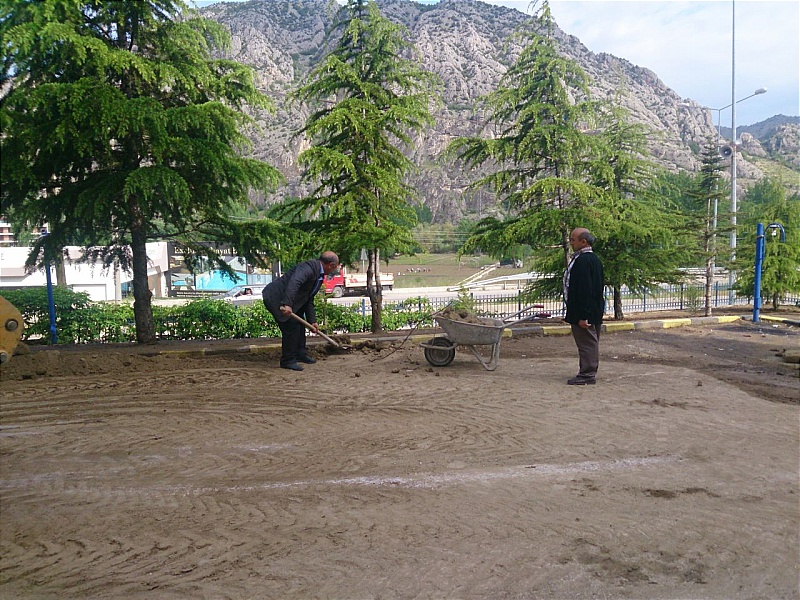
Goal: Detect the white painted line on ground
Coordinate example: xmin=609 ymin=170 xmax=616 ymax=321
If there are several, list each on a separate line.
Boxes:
xmin=17 ymin=456 xmax=681 ymax=498
xmin=179 ymin=455 xmax=681 ymax=494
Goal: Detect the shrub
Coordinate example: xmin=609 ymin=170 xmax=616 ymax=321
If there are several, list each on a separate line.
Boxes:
xmin=1 ymin=288 xmax=437 ymax=345
xmin=65 ymin=302 xmax=135 ymax=343
xmin=171 ymin=299 xmax=243 ymax=340
xmin=1 ymin=287 xmax=93 ymax=344
xmin=316 ymin=300 xmax=370 ymax=333
xmin=683 ymin=285 xmax=703 ymax=314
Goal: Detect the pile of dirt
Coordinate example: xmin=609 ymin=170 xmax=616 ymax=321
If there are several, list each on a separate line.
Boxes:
xmin=437 ymin=307 xmax=486 ymax=324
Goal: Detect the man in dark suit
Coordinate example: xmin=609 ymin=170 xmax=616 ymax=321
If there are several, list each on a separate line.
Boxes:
xmin=563 ymin=228 xmax=605 ymax=385
xmin=262 ymin=251 xmax=340 ymax=371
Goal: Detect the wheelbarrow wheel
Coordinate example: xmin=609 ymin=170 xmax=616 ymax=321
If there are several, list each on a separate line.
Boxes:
xmin=424 ymin=337 xmax=456 ymax=367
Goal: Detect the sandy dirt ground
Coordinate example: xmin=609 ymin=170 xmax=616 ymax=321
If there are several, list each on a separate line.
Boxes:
xmin=1 ymin=315 xmax=798 ymax=599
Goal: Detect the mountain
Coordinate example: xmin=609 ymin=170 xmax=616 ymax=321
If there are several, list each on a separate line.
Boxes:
xmin=720 ymin=115 xmax=800 ymax=142
xmin=200 ymin=0 xmax=799 ymax=222
xmin=720 ymin=115 xmax=800 ymax=172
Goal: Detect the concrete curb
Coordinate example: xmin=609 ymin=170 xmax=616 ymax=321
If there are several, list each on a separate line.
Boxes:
xmin=141 ymin=314 xmax=751 ymax=357
xmin=757 ymin=315 xmax=800 ymax=327
xmin=504 ymin=315 xmax=743 ymax=338
xmin=140 ymin=342 xmax=283 ymax=358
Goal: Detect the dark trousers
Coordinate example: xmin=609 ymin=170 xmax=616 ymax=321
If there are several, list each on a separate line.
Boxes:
xmin=277 ymin=316 xmax=308 ymax=366
xmin=571 ymin=323 xmax=600 ymax=380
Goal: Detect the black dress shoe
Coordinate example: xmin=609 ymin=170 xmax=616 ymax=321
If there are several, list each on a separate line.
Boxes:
xmin=281 ymin=362 xmax=304 ymax=371
xmin=567 ymin=376 xmax=595 ymax=385
xmin=296 ymin=355 xmax=317 ymax=364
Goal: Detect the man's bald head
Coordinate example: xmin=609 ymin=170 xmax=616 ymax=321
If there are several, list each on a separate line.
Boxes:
xmin=569 ymin=228 xmax=595 ymax=251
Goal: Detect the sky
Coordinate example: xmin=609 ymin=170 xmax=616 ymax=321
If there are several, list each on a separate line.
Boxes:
xmin=193 ymin=0 xmax=800 ymax=127
xmin=500 ymin=0 xmax=799 ymax=127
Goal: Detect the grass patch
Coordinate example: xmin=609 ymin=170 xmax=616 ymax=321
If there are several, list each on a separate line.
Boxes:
xmin=384 ymin=253 xmax=508 ymax=288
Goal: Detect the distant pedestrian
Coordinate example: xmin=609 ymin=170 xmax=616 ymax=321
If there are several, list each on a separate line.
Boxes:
xmin=262 ymin=251 xmax=340 ymax=371
xmin=563 ymin=228 xmax=604 ymax=385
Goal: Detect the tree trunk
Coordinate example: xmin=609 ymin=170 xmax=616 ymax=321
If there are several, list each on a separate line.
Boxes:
xmin=613 ymin=286 xmax=624 ymax=320
xmin=772 ymin=292 xmax=780 ymax=311
xmin=55 ymin=254 xmax=68 ymax=288
xmin=130 ymin=224 xmax=156 ymax=344
xmin=366 ymin=248 xmax=383 ymax=334
xmin=704 ymin=256 xmax=713 ymax=317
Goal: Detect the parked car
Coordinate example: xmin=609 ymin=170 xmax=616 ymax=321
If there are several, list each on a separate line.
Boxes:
xmin=218 ymin=284 xmax=266 ymax=306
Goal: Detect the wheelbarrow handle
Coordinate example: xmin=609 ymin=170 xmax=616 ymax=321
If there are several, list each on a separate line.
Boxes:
xmin=287 ymin=312 xmax=344 ymax=348
xmin=503 ymin=304 xmax=545 ymax=322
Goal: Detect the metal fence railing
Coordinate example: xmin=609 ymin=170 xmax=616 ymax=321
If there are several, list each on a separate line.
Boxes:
xmin=338 ymin=283 xmax=800 ymax=321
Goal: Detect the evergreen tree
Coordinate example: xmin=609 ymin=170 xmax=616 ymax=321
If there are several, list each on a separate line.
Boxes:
xmin=684 ymin=142 xmax=730 ymax=315
xmin=1 ymin=0 xmax=283 ymax=343
xmin=448 ymin=3 xmax=689 ymax=320
xmin=586 ymin=111 xmax=689 ymax=319
xmin=447 ymin=1 xmax=602 ymax=279
xmin=286 ymin=0 xmax=440 ymax=333
xmin=734 ymin=178 xmax=800 ymax=309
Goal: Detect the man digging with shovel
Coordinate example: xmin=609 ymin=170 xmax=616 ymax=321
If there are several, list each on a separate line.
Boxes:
xmin=262 ymin=251 xmax=340 ymax=371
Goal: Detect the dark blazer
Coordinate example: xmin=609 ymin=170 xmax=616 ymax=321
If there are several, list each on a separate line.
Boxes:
xmin=565 ymin=251 xmax=605 ymax=326
xmin=262 ymin=259 xmax=322 ymax=324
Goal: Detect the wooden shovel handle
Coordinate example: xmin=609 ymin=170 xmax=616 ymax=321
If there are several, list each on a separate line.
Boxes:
xmin=287 ymin=312 xmax=342 ymax=347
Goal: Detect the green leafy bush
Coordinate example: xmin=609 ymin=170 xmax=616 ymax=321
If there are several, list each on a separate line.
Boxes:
xmin=65 ymin=302 xmax=136 ymax=343
xmin=1 ymin=288 xmax=439 ymax=345
xmin=316 ymin=300 xmax=370 ymax=333
xmin=235 ymin=302 xmax=280 ymax=338
xmin=384 ymin=296 xmax=435 ymax=330
xmin=178 ymin=299 xmax=237 ymax=340
xmin=1 ymin=287 xmax=93 ymax=343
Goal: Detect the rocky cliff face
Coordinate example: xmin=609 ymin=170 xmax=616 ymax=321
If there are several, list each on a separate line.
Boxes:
xmin=201 ymin=0 xmax=797 ymax=222
xmin=761 ymin=124 xmax=800 ymax=170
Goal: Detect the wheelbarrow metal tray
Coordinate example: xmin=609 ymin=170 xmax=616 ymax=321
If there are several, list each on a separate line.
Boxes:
xmin=435 ymin=316 xmax=506 ymax=346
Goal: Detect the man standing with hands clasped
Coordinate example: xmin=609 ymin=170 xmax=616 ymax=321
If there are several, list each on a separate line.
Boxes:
xmin=262 ymin=251 xmax=340 ymax=371
xmin=563 ymin=228 xmax=605 ymax=385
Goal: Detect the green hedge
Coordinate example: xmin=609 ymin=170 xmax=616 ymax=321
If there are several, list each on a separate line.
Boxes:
xmin=0 ymin=288 xmax=437 ymax=345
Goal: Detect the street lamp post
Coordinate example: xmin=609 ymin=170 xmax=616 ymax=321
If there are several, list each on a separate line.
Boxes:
xmin=678 ymin=87 xmax=766 ymax=298
xmin=708 ymin=88 xmax=767 ymax=144
xmin=730 ymin=0 xmax=737 ymax=306
xmin=717 ymin=88 xmax=767 ymax=301
xmin=727 ymin=0 xmax=769 ymax=304
xmin=40 ymin=228 xmax=58 ymax=345
xmin=753 ymin=222 xmax=786 ymax=323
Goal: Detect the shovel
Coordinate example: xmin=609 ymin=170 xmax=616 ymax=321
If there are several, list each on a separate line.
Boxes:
xmin=288 ymin=312 xmax=352 ymax=352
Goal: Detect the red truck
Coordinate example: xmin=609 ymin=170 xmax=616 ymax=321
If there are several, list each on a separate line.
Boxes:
xmin=324 ymin=268 xmax=395 ymax=298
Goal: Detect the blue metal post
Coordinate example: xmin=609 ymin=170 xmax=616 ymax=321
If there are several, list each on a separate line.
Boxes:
xmin=753 ymin=223 xmax=765 ymax=323
xmin=754 ymin=222 xmax=787 ymax=323
xmin=41 ymin=230 xmax=58 ymax=344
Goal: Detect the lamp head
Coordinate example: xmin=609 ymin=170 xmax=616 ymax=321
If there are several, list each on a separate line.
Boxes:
xmin=766 ymin=222 xmax=786 ymax=242
xmin=754 ymin=88 xmax=767 ymax=95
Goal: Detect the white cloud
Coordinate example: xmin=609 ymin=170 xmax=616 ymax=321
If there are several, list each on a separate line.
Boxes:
xmin=538 ymin=0 xmax=799 ymax=125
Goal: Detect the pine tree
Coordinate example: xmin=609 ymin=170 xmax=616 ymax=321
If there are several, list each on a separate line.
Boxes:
xmin=734 ymin=178 xmax=800 ymax=309
xmin=586 ymin=111 xmax=689 ymax=319
xmin=286 ymin=0 xmax=440 ymax=333
xmin=684 ymin=142 xmax=730 ymax=315
xmin=446 ymin=2 xmax=602 ymax=285
xmin=1 ymin=0 xmax=283 ymax=343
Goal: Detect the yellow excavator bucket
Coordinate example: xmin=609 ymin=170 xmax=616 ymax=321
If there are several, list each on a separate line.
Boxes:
xmin=0 ymin=295 xmax=24 ymax=364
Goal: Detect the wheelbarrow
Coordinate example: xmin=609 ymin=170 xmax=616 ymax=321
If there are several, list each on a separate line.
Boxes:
xmin=421 ymin=306 xmax=548 ymax=371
